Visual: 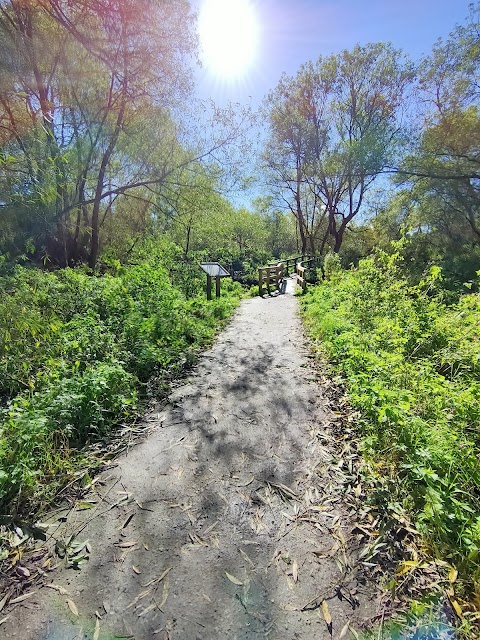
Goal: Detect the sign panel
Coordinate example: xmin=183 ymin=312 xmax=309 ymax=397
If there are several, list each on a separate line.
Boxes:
xmin=199 ymin=262 xmax=230 ymax=277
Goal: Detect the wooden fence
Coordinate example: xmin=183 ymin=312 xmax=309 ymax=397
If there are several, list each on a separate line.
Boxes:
xmin=258 ymin=262 xmax=283 ymax=297
xmin=296 ymin=262 xmax=306 ymax=293
xmin=295 ymin=256 xmax=321 ymax=293
xmin=258 ymin=255 xmax=322 ymax=297
xmin=267 ymin=255 xmax=311 ymax=276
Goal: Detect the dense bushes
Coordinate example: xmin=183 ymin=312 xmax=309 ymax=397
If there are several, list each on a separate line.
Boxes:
xmin=0 ymin=254 xmax=242 ymax=512
xmin=301 ymin=252 xmax=480 ymax=585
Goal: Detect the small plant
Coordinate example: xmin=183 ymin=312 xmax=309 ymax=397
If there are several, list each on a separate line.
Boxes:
xmin=323 ymin=252 xmax=342 ymax=279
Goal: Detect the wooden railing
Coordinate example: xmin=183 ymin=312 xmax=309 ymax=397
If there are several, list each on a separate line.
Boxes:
xmin=296 ymin=256 xmax=321 ymax=293
xmin=296 ymin=262 xmax=307 ymax=293
xmin=258 ymin=262 xmax=283 ymax=297
xmin=267 ymin=254 xmax=310 ymax=276
xmin=258 ymin=254 xmax=322 ymax=297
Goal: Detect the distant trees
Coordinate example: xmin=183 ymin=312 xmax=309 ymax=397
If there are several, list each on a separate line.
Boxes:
xmin=0 ymin=0 xmax=255 ymax=270
xmin=262 ymin=43 xmax=414 ymax=254
xmin=261 ymin=1 xmax=480 ymax=288
xmin=0 ymin=0 xmax=198 ymax=267
xmin=390 ymin=3 xmax=480 ymax=285
xmin=252 ymin=197 xmax=298 ymax=258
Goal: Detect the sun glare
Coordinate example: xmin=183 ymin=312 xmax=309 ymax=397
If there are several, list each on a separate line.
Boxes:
xmin=198 ymin=0 xmax=259 ymax=80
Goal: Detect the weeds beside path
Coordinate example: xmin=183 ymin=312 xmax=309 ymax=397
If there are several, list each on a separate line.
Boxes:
xmin=1 ymin=284 xmax=380 ymax=640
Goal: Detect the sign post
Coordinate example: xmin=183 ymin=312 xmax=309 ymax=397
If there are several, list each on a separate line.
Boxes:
xmin=206 ymin=274 xmax=212 ymax=300
xmin=199 ymin=263 xmax=230 ymax=300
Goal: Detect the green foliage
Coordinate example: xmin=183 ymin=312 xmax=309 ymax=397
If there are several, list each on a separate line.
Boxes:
xmin=323 ymin=252 xmax=342 ymax=279
xmin=263 ymin=42 xmax=414 ymax=254
xmin=0 ymin=0 xmax=197 ymax=267
xmin=0 ymin=248 xmax=241 ymax=513
xmin=302 ymin=252 xmax=480 ymax=586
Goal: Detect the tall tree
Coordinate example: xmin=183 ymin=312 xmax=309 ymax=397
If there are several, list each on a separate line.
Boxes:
xmin=263 ymin=43 xmax=414 ymax=253
xmin=0 ymin=0 xmax=197 ymax=266
xmin=391 ymin=2 xmax=480 ymax=284
xmin=0 ymin=0 xmax=253 ymax=269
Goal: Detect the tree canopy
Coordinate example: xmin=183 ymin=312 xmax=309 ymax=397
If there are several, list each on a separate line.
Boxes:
xmin=262 ymin=43 xmax=414 ymax=254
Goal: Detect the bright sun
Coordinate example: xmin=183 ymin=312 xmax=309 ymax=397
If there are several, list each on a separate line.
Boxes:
xmin=198 ymin=0 xmax=259 ymax=80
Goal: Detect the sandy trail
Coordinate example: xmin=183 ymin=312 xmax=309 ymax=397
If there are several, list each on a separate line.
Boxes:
xmin=2 ymin=280 xmax=377 ymax=639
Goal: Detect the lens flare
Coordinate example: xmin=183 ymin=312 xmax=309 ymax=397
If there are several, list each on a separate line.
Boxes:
xmin=198 ymin=0 xmax=260 ymax=79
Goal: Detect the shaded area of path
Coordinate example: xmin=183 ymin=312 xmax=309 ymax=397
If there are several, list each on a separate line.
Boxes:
xmin=1 ymin=281 xmax=378 ymax=639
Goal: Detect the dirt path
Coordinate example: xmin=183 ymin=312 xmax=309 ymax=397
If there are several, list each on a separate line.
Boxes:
xmin=1 ymin=280 xmax=379 ymax=640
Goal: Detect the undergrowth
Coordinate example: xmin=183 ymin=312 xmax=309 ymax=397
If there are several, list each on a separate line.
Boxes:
xmin=0 ymin=247 xmax=242 ymax=514
xmin=301 ymin=251 xmax=480 ymax=610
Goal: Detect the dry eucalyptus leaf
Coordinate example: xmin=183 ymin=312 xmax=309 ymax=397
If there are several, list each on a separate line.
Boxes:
xmin=9 ymin=592 xmax=36 ymax=605
xmin=138 ymin=603 xmax=156 ymax=617
xmin=238 ymin=548 xmax=254 ymax=568
xmin=339 ymin=621 xmax=350 ymax=638
xmin=0 ymin=593 xmax=9 ymax=613
xmin=142 ymin=567 xmax=172 ymax=588
xmin=321 ymin=600 xmax=332 ymax=626
xmin=45 ymin=584 xmax=70 ymax=596
xmin=225 ymin=571 xmax=243 ymax=586
xmin=116 ymin=541 xmax=137 ymax=549
xmin=158 ymin=578 xmax=170 ymax=610
xmin=67 ymin=599 xmax=79 ymax=616
xmin=93 ymin=618 xmax=100 ymax=640
xmin=127 ymin=588 xmax=152 ymax=609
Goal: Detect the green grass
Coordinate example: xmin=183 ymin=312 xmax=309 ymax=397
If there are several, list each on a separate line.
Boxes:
xmin=301 ymin=251 xmax=480 ymax=596
xmin=0 ymin=252 xmax=242 ymax=514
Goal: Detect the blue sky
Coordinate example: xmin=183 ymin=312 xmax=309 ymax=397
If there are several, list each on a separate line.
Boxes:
xmin=196 ymin=0 xmax=472 ymax=106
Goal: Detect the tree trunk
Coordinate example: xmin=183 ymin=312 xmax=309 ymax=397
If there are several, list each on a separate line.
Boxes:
xmin=88 ymin=27 xmax=127 ymax=270
xmin=333 ymin=223 xmax=346 ymax=253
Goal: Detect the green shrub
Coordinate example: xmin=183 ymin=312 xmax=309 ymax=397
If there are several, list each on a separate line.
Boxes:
xmin=0 ymin=250 xmax=242 ymax=513
xmin=323 ymin=251 xmax=342 ymax=279
xmin=302 ymin=251 xmax=480 ymax=586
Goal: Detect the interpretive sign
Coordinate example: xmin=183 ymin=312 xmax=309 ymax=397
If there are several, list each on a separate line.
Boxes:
xmin=199 ymin=262 xmax=231 ymax=299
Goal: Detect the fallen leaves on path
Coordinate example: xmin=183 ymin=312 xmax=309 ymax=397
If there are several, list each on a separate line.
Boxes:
xmin=115 ymin=540 xmax=138 ymax=549
xmin=321 ymin=599 xmax=332 ymax=627
xmin=45 ymin=583 xmax=70 ymax=596
xmin=225 ymin=571 xmax=243 ymax=586
xmin=9 ymin=591 xmax=36 ymax=604
xmin=66 ymin=598 xmax=79 ymax=616
xmin=142 ymin=567 xmax=172 ymax=588
xmin=93 ymin=618 xmax=100 ymax=640
xmin=266 ymin=481 xmax=298 ymax=501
